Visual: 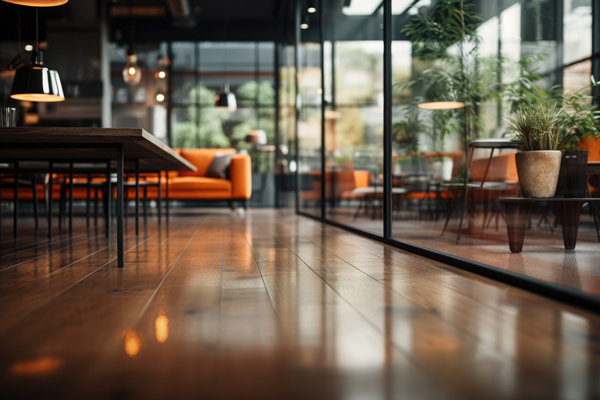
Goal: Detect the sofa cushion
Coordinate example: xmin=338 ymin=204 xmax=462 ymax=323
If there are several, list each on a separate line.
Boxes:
xmin=206 ymin=152 xmax=235 ymax=179
xmin=179 ymin=148 xmax=236 ymax=177
xmin=168 ymin=176 xmax=232 ymax=192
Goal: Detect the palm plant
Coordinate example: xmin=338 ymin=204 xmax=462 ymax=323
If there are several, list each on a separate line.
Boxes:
xmin=400 ymin=0 xmax=487 ymax=159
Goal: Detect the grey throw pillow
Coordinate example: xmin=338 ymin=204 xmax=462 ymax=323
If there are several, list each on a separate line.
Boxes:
xmin=205 ymin=152 xmax=235 ymax=179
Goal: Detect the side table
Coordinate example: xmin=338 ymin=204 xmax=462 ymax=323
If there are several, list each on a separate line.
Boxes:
xmin=499 ymin=197 xmax=591 ymax=253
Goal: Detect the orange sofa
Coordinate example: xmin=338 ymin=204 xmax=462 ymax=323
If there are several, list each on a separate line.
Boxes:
xmin=128 ymin=148 xmax=252 ymax=207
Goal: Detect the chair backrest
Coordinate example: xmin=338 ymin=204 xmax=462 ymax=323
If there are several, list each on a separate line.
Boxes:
xmin=471 ymin=152 xmax=518 ymax=182
xmin=581 ymin=137 xmax=600 ymax=161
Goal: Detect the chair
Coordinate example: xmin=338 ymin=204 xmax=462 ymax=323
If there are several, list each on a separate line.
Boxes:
xmin=0 ymin=164 xmax=45 ymax=239
xmin=447 ymin=138 xmax=519 ymax=243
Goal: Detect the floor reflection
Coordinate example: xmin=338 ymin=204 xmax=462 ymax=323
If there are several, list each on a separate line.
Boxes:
xmin=122 ymin=329 xmax=143 ymax=358
xmin=0 ymin=211 xmax=599 ymax=399
xmin=10 ymin=357 xmax=64 ymax=376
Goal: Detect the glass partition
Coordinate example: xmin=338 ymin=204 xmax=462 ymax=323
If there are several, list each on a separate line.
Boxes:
xmin=323 ymin=0 xmax=384 ymax=235
xmin=297 ymin=12 xmax=323 ymax=217
xmin=277 ymin=44 xmax=298 ymax=208
xmin=385 ymin=0 xmax=600 ymax=295
xmin=294 ymin=0 xmax=600 ymax=302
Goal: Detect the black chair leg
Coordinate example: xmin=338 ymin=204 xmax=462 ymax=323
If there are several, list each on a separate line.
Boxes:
xmin=94 ymin=187 xmax=99 ymax=227
xmin=13 ymin=161 xmax=19 ymax=240
xmin=43 ymin=182 xmax=49 ymax=219
xmin=124 ymin=182 xmax=129 ymax=223
xmin=69 ymin=163 xmax=73 ymax=236
xmin=143 ymin=186 xmax=148 ymax=225
xmin=59 ymin=183 xmax=64 ymax=232
xmin=32 ymin=176 xmax=39 ymax=229
xmin=157 ymin=173 xmax=162 ymax=224
xmin=86 ymin=174 xmax=91 ymax=228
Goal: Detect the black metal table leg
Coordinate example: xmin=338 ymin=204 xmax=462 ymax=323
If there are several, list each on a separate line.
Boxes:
xmin=94 ymin=187 xmax=99 ymax=227
xmin=457 ymin=147 xmax=475 ymax=244
xmin=69 ymin=162 xmax=73 ymax=236
xmin=590 ymin=201 xmax=600 ymax=242
xmin=106 ymin=160 xmax=111 ymax=239
xmin=86 ymin=173 xmax=91 ymax=228
xmin=165 ymin=171 xmax=169 ymax=224
xmin=13 ymin=161 xmax=19 ymax=240
xmin=135 ymin=160 xmax=139 ymax=236
xmin=143 ymin=186 xmax=148 ymax=225
xmin=32 ymin=175 xmax=39 ymax=229
xmin=157 ymin=172 xmax=162 ymax=226
xmin=116 ymin=145 xmax=124 ymax=268
xmin=48 ymin=162 xmax=53 ymax=239
xmin=59 ymin=177 xmax=64 ymax=233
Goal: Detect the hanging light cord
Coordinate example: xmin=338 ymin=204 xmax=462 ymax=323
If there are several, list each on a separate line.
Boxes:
xmin=128 ymin=0 xmax=134 ymax=55
xmin=17 ymin=11 xmax=21 ymax=53
xmin=35 ymin=8 xmax=39 ymax=56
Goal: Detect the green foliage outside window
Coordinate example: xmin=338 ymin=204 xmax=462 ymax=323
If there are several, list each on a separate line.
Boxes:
xmin=172 ymin=81 xmax=277 ymax=157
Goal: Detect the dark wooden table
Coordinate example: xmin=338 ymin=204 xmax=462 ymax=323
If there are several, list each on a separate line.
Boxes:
xmin=0 ymin=127 xmax=196 ymax=267
xmin=499 ymin=197 xmax=595 ymax=253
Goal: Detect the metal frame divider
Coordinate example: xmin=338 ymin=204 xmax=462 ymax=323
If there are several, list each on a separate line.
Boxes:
xmin=593 ymin=1 xmax=600 ymax=102
xmin=294 ymin=0 xmax=301 ymax=214
xmin=383 ymin=0 xmax=392 ymax=238
xmin=319 ymin=0 xmax=326 ymax=220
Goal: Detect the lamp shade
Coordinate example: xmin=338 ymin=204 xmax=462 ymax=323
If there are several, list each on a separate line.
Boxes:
xmin=245 ymin=130 xmax=267 ymax=145
xmin=2 ymin=0 xmax=68 ymax=6
xmin=300 ymin=13 xmax=309 ymax=29
xmin=417 ymin=101 xmax=466 ymax=110
xmin=10 ymin=60 xmax=65 ymax=102
xmin=215 ymin=84 xmax=237 ymax=112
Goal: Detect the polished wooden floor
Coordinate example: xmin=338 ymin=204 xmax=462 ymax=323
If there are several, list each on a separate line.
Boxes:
xmin=1 ymin=208 xmax=600 ymax=399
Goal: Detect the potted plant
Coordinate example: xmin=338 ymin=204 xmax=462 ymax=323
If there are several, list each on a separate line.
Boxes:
xmin=431 ymin=156 xmax=454 ymax=182
xmin=506 ymin=100 xmax=562 ymax=198
xmin=505 ymin=80 xmax=600 ymax=197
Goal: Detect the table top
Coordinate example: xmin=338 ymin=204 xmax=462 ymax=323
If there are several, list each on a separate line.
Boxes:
xmin=469 ymin=138 xmax=520 ymax=149
xmin=589 ymin=161 xmax=600 ymax=172
xmin=499 ymin=197 xmax=593 ymax=202
xmin=351 ymin=187 xmax=407 ymax=195
xmin=0 ymin=127 xmax=196 ymax=172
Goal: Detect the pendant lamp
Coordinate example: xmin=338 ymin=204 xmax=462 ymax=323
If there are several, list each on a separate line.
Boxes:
xmin=10 ymin=9 xmax=65 ymax=102
xmin=155 ymin=55 xmax=168 ymax=79
xmin=245 ymin=129 xmax=267 ymax=145
xmin=2 ymin=0 xmax=67 ymax=7
xmin=306 ymin=0 xmax=316 ymax=13
xmin=155 ymin=90 xmax=165 ymax=103
xmin=418 ymin=101 xmax=465 ymax=110
xmin=214 ymin=42 xmax=236 ymax=111
xmin=215 ymin=83 xmax=237 ymax=112
xmin=123 ymin=52 xmax=141 ymax=85
xmin=122 ymin=0 xmax=141 ymax=85
xmin=300 ymin=13 xmax=309 ymax=29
